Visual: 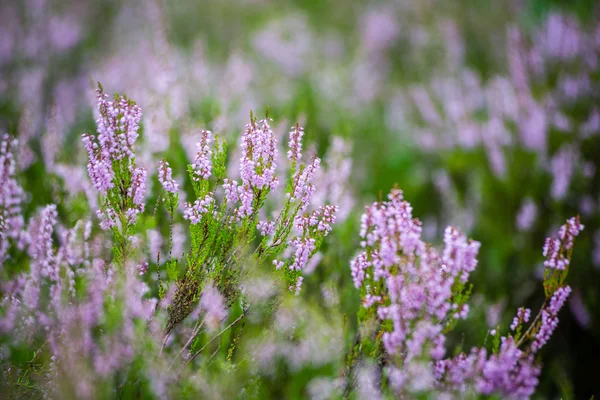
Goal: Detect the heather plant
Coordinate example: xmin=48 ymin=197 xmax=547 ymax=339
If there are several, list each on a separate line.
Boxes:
xmin=0 ymin=86 xmax=342 ymax=398
xmin=347 ymin=188 xmax=582 ymax=398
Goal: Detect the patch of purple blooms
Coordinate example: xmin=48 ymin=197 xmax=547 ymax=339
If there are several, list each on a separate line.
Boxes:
xmin=82 ymin=85 xmax=147 ymax=233
xmin=351 ymin=188 xmax=582 ymax=398
xmin=0 ymin=134 xmax=25 ymax=263
xmin=183 ymin=195 xmax=214 ymax=225
xmin=158 ymin=159 xmax=179 ymax=193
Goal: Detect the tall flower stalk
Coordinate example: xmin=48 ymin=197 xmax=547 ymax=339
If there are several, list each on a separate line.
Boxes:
xmin=82 ymin=84 xmax=147 ymax=267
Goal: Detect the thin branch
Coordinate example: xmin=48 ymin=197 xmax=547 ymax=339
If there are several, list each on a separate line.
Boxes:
xmin=186 ymin=312 xmax=245 ymax=366
xmin=168 ymin=318 xmax=206 ymax=370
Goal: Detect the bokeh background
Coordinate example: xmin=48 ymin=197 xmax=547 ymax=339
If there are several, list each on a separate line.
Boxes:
xmin=1 ymin=0 xmax=599 ymax=397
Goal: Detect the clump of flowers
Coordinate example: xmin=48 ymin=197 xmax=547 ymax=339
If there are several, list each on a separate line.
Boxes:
xmin=348 ymin=188 xmax=582 ymax=398
xmin=81 ymin=84 xmax=146 ymax=265
xmin=161 ymin=112 xmax=338 ymax=335
xmin=0 ymin=134 xmax=25 ymax=264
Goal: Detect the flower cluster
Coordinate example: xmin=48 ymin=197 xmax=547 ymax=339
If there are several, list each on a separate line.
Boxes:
xmin=158 ymin=159 xmax=179 ymax=193
xmin=192 ymin=130 xmax=213 ymax=181
xmin=183 ymin=195 xmax=214 ymax=225
xmin=351 ymin=188 xmax=582 ymax=398
xmin=236 ymin=117 xmax=279 ymax=217
xmin=352 ymin=189 xmax=478 ymax=374
xmin=0 ymin=134 xmax=25 ymax=263
xmin=162 ymin=113 xmax=338 ymax=335
xmin=82 ymin=85 xmax=147 ymax=235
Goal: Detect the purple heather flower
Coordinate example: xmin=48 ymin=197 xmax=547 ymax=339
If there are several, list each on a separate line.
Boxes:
xmin=96 ymin=88 xmax=142 ymax=161
xmin=351 ymin=253 xmax=368 ymax=288
xmin=543 ymin=217 xmax=583 ymax=269
xmin=353 ymin=189 xmax=473 ymax=365
xmin=531 ymin=310 xmax=559 ymax=353
xmin=289 ymin=237 xmax=316 ymax=272
xmin=510 ymin=307 xmax=531 ymax=331
xmin=158 ymin=159 xmax=179 ymax=193
xmin=192 ymin=130 xmax=213 ymax=181
xmin=240 ymin=118 xmax=279 ymax=191
xmin=183 ymin=195 xmax=214 ymax=225
xmin=257 ymin=220 xmax=275 ymax=237
xmin=82 ymin=86 xmax=147 ymax=231
xmin=97 ymin=208 xmax=117 ymax=231
xmin=82 ymin=132 xmax=114 ymax=195
xmin=287 ymin=124 xmax=304 ymax=163
xmin=316 ymin=205 xmax=338 ymax=234
xmin=273 ymin=259 xmax=284 ymax=270
xmin=0 ymin=134 xmax=25 ymax=262
xmin=548 ymin=286 xmax=571 ymax=316
xmin=442 ymin=226 xmax=480 ymax=282
xmin=290 ymin=156 xmax=321 ymax=212
xmin=223 ymin=179 xmax=239 ymax=205
xmin=129 ymin=167 xmax=147 ymax=210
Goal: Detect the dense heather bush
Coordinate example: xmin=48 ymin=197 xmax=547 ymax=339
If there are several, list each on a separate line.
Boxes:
xmin=348 ymin=189 xmax=582 ymax=398
xmin=0 ymin=86 xmax=584 ymax=398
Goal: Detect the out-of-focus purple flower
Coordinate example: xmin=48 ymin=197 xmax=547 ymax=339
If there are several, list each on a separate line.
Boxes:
xmin=252 ymin=15 xmax=313 ymax=77
xmin=569 ymin=290 xmax=591 ymax=328
xmin=486 ymin=301 xmax=505 ymax=328
xmin=171 ymin=223 xmax=185 ymax=259
xmin=200 ymin=285 xmax=227 ymax=332
xmin=146 ymin=229 xmax=163 ymax=261
xmin=360 ymin=7 xmax=400 ymax=54
xmin=593 ymin=230 xmax=600 ymax=269
xmin=516 ymin=198 xmax=537 ymax=231
xmin=137 ymin=261 xmax=149 ymax=276
xmin=549 ymin=145 xmax=577 ymax=200
xmin=311 ymin=137 xmax=354 ymax=223
xmin=0 ymin=134 xmax=25 ymax=262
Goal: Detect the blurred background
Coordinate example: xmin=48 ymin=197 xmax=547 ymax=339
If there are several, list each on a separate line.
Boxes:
xmin=1 ymin=0 xmax=599 ymax=397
